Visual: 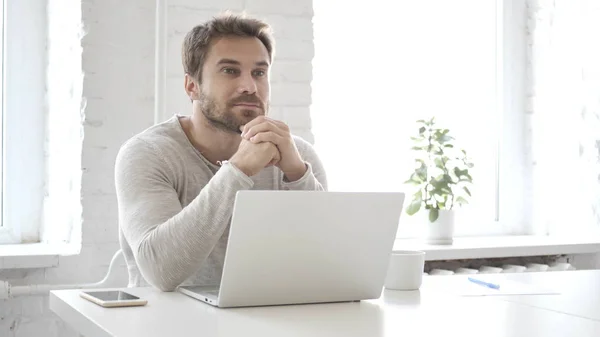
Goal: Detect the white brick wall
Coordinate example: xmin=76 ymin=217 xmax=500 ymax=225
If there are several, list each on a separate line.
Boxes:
xmin=0 ymin=0 xmax=314 ymax=336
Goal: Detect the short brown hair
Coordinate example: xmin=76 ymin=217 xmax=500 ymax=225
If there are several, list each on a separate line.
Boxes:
xmin=182 ymin=12 xmax=275 ymax=82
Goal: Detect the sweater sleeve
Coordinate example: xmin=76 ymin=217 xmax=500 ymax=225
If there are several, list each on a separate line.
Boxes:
xmin=281 ymin=136 xmax=328 ymax=191
xmin=115 ymin=138 xmax=253 ymax=291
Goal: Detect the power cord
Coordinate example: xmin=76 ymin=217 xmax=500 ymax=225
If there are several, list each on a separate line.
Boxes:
xmin=0 ymin=249 xmax=124 ymax=299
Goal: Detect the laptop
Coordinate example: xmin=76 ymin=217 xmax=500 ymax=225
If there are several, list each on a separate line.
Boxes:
xmin=178 ymin=190 xmax=405 ymax=308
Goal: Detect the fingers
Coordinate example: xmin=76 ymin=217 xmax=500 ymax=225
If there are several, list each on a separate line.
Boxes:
xmin=266 ymin=144 xmax=281 ymax=167
xmin=249 ymin=131 xmax=285 ymax=146
xmin=239 ymin=116 xmax=267 ymax=136
xmin=265 ymin=118 xmax=289 ymax=132
xmin=244 ymin=122 xmax=281 ymax=140
xmin=240 ymin=116 xmax=289 ymax=140
xmin=243 ymin=121 xmax=285 ymax=140
xmin=238 ymin=116 xmax=289 ymax=170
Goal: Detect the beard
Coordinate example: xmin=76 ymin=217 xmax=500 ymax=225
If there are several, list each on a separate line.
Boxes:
xmin=199 ymin=91 xmax=268 ymax=134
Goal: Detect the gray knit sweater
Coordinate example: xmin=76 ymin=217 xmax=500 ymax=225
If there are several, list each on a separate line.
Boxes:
xmin=115 ymin=115 xmax=327 ymax=291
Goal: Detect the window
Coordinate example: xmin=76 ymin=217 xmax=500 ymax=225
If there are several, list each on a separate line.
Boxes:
xmin=0 ymin=0 xmax=47 ymax=244
xmin=311 ymin=0 xmax=527 ymax=237
xmin=0 ymin=0 xmax=4 ymax=233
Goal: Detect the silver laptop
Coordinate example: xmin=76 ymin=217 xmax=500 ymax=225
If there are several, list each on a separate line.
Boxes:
xmin=178 ymin=190 xmax=405 ymax=308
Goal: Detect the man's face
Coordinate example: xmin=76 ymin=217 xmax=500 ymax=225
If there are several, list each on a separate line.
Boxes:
xmin=190 ymin=36 xmax=271 ymax=134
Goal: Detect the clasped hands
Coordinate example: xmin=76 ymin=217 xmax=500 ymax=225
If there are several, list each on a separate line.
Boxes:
xmin=229 ymin=116 xmax=307 ymax=181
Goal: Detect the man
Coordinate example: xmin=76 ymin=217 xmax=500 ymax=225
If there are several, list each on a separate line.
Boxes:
xmin=115 ymin=13 xmax=327 ymax=292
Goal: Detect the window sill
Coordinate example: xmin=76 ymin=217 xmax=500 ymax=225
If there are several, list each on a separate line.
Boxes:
xmin=393 ymin=235 xmax=600 ymax=261
xmin=5 ymin=236 xmax=600 ymax=268
xmin=0 ymin=243 xmax=79 ymax=269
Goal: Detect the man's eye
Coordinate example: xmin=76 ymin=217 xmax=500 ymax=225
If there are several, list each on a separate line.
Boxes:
xmin=223 ymin=68 xmax=239 ymax=75
xmin=253 ymin=70 xmax=266 ymax=77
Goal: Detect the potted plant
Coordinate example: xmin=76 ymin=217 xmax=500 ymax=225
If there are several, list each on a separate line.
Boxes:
xmin=404 ymin=117 xmax=474 ymax=244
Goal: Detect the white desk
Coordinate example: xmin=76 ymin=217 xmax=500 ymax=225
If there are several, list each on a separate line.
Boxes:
xmin=50 ymin=271 xmax=600 ymax=337
xmin=492 ymin=270 xmax=600 ymax=321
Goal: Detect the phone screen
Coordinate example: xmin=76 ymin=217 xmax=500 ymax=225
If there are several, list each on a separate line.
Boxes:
xmin=83 ymin=291 xmax=140 ymax=301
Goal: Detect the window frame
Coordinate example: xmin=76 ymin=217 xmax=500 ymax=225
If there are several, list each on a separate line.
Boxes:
xmin=493 ymin=0 xmax=529 ymax=236
xmin=0 ymin=0 xmax=47 ymax=244
xmin=399 ymin=0 xmax=529 ymax=238
xmin=311 ymin=0 xmax=529 ymax=238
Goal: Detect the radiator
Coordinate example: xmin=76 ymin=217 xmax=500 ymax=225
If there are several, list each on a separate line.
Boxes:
xmin=427 ymin=262 xmax=576 ymax=275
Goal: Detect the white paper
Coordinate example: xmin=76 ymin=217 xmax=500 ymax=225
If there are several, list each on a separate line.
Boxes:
xmin=440 ymin=278 xmax=561 ymax=297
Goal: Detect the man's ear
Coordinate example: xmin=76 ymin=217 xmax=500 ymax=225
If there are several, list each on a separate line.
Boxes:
xmin=184 ymin=73 xmax=201 ymax=101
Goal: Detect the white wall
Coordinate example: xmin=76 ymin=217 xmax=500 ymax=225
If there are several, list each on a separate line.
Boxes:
xmin=0 ymin=0 xmax=315 ymax=336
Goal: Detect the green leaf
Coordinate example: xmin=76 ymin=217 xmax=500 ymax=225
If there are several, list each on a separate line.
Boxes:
xmin=416 ymin=119 xmax=426 ymax=124
xmin=406 ymin=199 xmax=422 ymax=215
xmin=434 ymin=176 xmax=450 ymax=186
xmin=416 ymin=167 xmax=427 ymax=181
xmin=414 ymin=190 xmax=423 ymax=200
xmin=430 ymin=183 xmax=451 ymax=197
xmin=463 ymin=186 xmax=472 ymax=197
xmin=454 ymin=167 xmax=467 ymax=178
xmin=405 ymin=172 xmax=424 ymax=185
xmin=404 ymin=179 xmax=419 ymax=186
xmin=410 ymin=136 xmax=424 ymax=142
xmin=419 ymin=126 xmax=426 ymax=134
xmin=411 ymin=146 xmax=425 ymax=151
xmin=428 ymin=208 xmax=439 ymax=222
xmin=442 ymin=174 xmax=453 ymax=183
xmin=430 ymin=178 xmax=441 ymax=188
xmin=434 ymin=157 xmax=444 ymax=168
xmin=455 ymin=196 xmax=468 ymax=205
xmin=467 ymin=162 xmax=474 ymax=168
xmin=444 ymin=144 xmax=454 ymax=148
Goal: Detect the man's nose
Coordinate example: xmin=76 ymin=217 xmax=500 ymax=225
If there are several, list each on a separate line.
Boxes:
xmin=236 ymin=73 xmax=258 ymax=95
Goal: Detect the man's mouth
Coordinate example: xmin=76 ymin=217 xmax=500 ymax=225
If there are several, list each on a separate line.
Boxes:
xmin=234 ymin=103 xmax=260 ymax=108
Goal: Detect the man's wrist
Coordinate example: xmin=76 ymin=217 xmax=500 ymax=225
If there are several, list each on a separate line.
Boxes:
xmin=283 ymin=161 xmax=308 ymax=182
xmin=228 ymin=158 xmax=252 ymax=177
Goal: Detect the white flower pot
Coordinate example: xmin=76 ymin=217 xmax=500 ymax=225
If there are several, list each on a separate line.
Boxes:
xmin=423 ymin=210 xmax=455 ymax=245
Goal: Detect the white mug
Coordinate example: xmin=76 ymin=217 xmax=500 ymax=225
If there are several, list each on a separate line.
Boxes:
xmin=384 ymin=250 xmax=426 ymax=290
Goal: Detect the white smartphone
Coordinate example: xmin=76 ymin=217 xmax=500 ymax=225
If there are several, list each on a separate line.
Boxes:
xmin=79 ymin=290 xmax=148 ymax=308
